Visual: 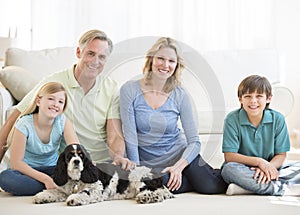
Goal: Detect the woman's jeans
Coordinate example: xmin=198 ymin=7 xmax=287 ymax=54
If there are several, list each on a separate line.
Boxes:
xmin=0 ymin=166 xmax=55 ymax=196
xmin=221 ymin=162 xmax=300 ymax=196
xmin=161 ymin=154 xmax=228 ymax=194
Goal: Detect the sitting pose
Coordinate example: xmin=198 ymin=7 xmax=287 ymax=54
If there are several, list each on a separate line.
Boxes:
xmin=120 ymin=37 xmax=228 ymax=194
xmin=0 ymin=82 xmax=79 ymax=196
xmin=221 ymin=75 xmax=300 ymax=196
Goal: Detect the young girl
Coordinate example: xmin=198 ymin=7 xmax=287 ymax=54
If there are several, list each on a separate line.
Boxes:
xmin=0 ymin=82 xmax=79 ymax=196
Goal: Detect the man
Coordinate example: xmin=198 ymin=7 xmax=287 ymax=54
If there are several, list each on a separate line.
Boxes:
xmin=0 ymin=29 xmax=135 ymax=170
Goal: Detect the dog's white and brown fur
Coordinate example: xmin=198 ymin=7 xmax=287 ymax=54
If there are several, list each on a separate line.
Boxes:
xmin=33 ymin=144 xmax=173 ymax=206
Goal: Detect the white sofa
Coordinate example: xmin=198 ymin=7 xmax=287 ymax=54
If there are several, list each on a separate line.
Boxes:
xmin=0 ymin=38 xmax=293 ymax=170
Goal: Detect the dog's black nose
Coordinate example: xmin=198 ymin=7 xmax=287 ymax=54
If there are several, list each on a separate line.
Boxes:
xmin=74 ymin=159 xmax=80 ymax=165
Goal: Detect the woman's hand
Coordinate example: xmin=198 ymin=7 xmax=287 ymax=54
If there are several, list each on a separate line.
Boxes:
xmin=161 ymin=159 xmax=188 ymax=191
xmin=161 ymin=165 xmax=183 ymax=191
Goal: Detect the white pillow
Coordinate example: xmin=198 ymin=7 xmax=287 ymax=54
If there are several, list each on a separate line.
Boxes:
xmin=4 ymin=47 xmax=77 ymax=80
xmin=0 ymin=66 xmax=39 ymax=101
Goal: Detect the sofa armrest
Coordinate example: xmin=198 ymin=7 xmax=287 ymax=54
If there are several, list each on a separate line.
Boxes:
xmin=0 ymin=85 xmax=16 ymax=126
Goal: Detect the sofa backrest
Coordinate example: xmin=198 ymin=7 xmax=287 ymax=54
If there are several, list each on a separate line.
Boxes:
xmin=0 ymin=47 xmax=77 ymax=102
xmin=4 ymin=47 xmax=77 ymax=80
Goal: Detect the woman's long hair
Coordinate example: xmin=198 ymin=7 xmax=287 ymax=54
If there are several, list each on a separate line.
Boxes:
xmin=143 ymin=37 xmax=185 ymax=93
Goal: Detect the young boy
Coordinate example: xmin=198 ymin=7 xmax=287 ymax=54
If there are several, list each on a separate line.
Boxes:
xmin=221 ymin=75 xmax=300 ymax=196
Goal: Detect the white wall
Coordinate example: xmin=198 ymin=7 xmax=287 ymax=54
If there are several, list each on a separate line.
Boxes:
xmin=0 ymin=0 xmax=300 ymax=134
xmin=275 ymin=0 xmax=300 ymax=134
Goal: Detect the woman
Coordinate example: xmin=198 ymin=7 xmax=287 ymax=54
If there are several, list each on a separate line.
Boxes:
xmin=120 ymin=37 xmax=227 ymax=194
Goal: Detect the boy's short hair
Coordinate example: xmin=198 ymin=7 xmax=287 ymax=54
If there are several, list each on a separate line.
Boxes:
xmin=238 ymin=75 xmax=272 ymax=108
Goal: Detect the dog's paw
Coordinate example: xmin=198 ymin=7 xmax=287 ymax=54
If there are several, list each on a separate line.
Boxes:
xmin=150 ymin=188 xmax=173 ymax=203
xmin=136 ymin=189 xmax=167 ymax=204
xmin=159 ymin=186 xmax=175 ymax=200
xmin=136 ymin=187 xmax=174 ymax=204
xmin=32 ymin=191 xmax=55 ymax=204
xmin=33 ymin=190 xmax=68 ymax=204
xmin=32 ymin=195 xmax=47 ymax=204
xmin=152 ymin=191 xmax=165 ymax=203
xmin=66 ymin=194 xmax=84 ymax=206
xmin=136 ymin=190 xmax=153 ymax=204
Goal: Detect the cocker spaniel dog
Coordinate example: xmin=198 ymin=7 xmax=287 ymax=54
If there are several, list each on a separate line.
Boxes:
xmin=33 ymin=144 xmax=173 ymax=206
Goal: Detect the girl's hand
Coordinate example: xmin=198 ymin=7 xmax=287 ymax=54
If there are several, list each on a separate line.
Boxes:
xmin=43 ymin=176 xmax=57 ymax=190
xmin=161 ymin=166 xmax=183 ymax=191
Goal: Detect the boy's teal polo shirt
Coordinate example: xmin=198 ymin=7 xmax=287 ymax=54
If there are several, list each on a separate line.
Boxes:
xmin=222 ymin=108 xmax=290 ymax=162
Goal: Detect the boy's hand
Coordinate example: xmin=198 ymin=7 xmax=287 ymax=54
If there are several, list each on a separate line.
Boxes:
xmin=250 ymin=167 xmax=269 ymax=184
xmin=251 ymin=158 xmax=279 ymax=183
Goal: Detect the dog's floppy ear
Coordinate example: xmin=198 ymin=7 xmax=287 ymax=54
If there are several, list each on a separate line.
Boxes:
xmin=53 ymin=149 xmax=68 ymax=186
xmin=79 ymin=145 xmax=99 ymax=183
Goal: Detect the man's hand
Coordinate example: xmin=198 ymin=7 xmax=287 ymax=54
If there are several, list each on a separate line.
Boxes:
xmin=112 ymin=156 xmax=136 ymax=171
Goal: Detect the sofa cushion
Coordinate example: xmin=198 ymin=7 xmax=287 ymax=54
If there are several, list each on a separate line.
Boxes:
xmin=1 ymin=47 xmax=77 ymax=101
xmin=0 ymin=66 xmax=39 ymax=101
xmin=4 ymin=47 xmax=77 ymax=80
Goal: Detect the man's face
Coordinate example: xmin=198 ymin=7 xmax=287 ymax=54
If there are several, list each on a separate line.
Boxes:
xmin=76 ymin=38 xmax=110 ymax=79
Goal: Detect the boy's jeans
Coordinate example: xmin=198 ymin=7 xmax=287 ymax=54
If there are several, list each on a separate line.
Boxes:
xmin=221 ymin=161 xmax=300 ymax=196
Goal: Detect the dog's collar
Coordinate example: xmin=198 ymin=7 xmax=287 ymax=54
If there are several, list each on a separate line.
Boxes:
xmin=72 ymin=180 xmax=80 ymax=193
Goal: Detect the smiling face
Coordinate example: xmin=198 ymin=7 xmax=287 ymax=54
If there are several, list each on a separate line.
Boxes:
xmin=239 ymin=91 xmax=272 ymax=124
xmin=142 ymin=37 xmax=184 ymax=93
xmin=237 ymin=75 xmax=273 ymax=125
xmin=151 ymin=47 xmax=178 ymax=81
xmin=76 ymin=38 xmax=110 ymax=80
xmin=36 ymin=91 xmax=66 ymax=119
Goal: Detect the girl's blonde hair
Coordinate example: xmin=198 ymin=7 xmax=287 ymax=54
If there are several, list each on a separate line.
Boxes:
xmin=143 ymin=37 xmax=185 ymax=93
xmin=7 ymin=82 xmax=67 ymax=147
